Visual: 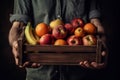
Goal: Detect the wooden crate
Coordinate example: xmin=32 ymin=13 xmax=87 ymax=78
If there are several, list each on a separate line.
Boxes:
xmin=17 ymin=37 xmax=102 ymax=66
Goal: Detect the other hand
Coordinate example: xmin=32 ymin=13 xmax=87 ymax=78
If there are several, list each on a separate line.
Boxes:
xmin=12 ymin=41 xmax=41 ymax=68
xmin=79 ymin=51 xmax=107 ymax=69
xmin=79 ymin=18 xmax=108 ymax=69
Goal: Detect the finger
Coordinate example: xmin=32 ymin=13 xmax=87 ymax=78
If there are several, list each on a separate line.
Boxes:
xmin=91 ymin=62 xmax=105 ymax=69
xmin=37 ymin=63 xmax=41 ymax=67
xmin=83 ymin=61 xmax=95 ymax=69
xmin=101 ymin=51 xmax=106 ymax=56
xmin=23 ymin=61 xmax=30 ymax=68
xmin=12 ymin=47 xmax=19 ymax=58
xmin=12 ymin=47 xmax=20 ymax=65
xmin=15 ymin=58 xmax=19 ymax=65
xmin=101 ymin=50 xmax=108 ymax=66
xmin=79 ymin=61 xmax=88 ymax=68
xmin=31 ymin=63 xmax=41 ymax=68
xmin=83 ymin=61 xmax=91 ymax=68
xmin=79 ymin=61 xmax=84 ymax=66
xmin=22 ymin=62 xmax=41 ymax=68
xmin=13 ymin=41 xmax=18 ymax=48
xmin=12 ymin=41 xmax=20 ymax=65
xmin=91 ymin=62 xmax=98 ymax=68
xmin=31 ymin=63 xmax=38 ymax=68
xmin=12 ymin=41 xmax=19 ymax=58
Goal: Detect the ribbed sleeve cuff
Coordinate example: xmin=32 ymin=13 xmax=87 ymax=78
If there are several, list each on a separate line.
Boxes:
xmin=10 ymin=14 xmax=30 ymax=24
xmin=89 ymin=10 xmax=100 ymax=19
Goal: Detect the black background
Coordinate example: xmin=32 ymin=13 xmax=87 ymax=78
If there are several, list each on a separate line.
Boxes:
xmin=0 ymin=0 xmax=119 ymax=80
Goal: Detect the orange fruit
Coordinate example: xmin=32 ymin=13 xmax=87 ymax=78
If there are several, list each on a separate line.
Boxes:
xmin=54 ymin=39 xmax=67 ymax=45
xmin=35 ymin=23 xmax=49 ymax=37
xmin=83 ymin=23 xmax=97 ymax=34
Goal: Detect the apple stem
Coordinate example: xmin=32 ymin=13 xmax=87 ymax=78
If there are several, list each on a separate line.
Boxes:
xmin=57 ymin=15 xmax=62 ymax=20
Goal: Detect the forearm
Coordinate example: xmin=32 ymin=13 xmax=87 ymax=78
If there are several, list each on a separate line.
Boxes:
xmin=90 ymin=18 xmax=105 ymax=35
xmin=8 ymin=21 xmax=25 ymax=46
xmin=90 ymin=18 xmax=107 ymax=48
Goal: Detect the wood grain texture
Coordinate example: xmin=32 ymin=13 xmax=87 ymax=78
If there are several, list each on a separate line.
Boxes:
xmin=18 ymin=38 xmax=102 ymax=66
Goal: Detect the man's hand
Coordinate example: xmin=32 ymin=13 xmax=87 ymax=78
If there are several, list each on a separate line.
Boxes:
xmin=9 ymin=21 xmax=41 ymax=68
xmin=79 ymin=51 xmax=106 ymax=69
xmin=12 ymin=40 xmax=41 ymax=68
xmin=79 ymin=18 xmax=108 ymax=69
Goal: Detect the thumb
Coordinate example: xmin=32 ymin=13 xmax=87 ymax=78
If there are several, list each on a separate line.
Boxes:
xmin=12 ymin=41 xmax=19 ymax=65
xmin=13 ymin=41 xmax=18 ymax=49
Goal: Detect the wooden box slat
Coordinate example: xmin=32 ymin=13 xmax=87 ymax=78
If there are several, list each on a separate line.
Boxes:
xmin=18 ymin=39 xmax=102 ymax=66
xmin=23 ymin=45 xmax=96 ymax=52
xmin=24 ymin=53 xmax=96 ymax=65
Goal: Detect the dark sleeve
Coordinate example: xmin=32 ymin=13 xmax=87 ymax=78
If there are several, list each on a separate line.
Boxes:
xmin=10 ymin=0 xmax=32 ymax=24
xmin=89 ymin=0 xmax=101 ymax=19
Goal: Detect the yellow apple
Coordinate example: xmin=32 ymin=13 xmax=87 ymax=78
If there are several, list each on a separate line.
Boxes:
xmin=49 ymin=19 xmax=64 ymax=29
xmin=74 ymin=27 xmax=85 ymax=37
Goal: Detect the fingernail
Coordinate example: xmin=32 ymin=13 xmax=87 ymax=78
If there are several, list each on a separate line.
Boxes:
xmin=37 ymin=63 xmax=41 ymax=66
xmin=80 ymin=62 xmax=83 ymax=65
xmin=84 ymin=61 xmax=88 ymax=64
xmin=102 ymin=51 xmax=106 ymax=56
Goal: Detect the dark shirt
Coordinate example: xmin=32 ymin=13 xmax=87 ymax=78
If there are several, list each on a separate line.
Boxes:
xmin=10 ymin=0 xmax=100 ymax=27
xmin=10 ymin=0 xmax=101 ymax=80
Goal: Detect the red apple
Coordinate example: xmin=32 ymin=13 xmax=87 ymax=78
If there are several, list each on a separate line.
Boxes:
xmin=67 ymin=35 xmax=82 ymax=45
xmin=82 ymin=34 xmax=97 ymax=46
xmin=39 ymin=34 xmax=54 ymax=45
xmin=64 ymin=23 xmax=74 ymax=34
xmin=52 ymin=25 xmax=67 ymax=39
xmin=71 ymin=18 xmax=84 ymax=29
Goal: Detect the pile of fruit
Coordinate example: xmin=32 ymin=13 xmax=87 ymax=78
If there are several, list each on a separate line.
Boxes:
xmin=24 ymin=18 xmax=97 ymax=46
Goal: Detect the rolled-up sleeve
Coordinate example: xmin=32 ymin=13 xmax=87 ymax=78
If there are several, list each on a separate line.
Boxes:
xmin=89 ymin=0 xmax=101 ymax=19
xmin=10 ymin=14 xmax=30 ymax=24
xmin=10 ymin=0 xmax=32 ymax=24
xmin=89 ymin=10 xmax=100 ymax=19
